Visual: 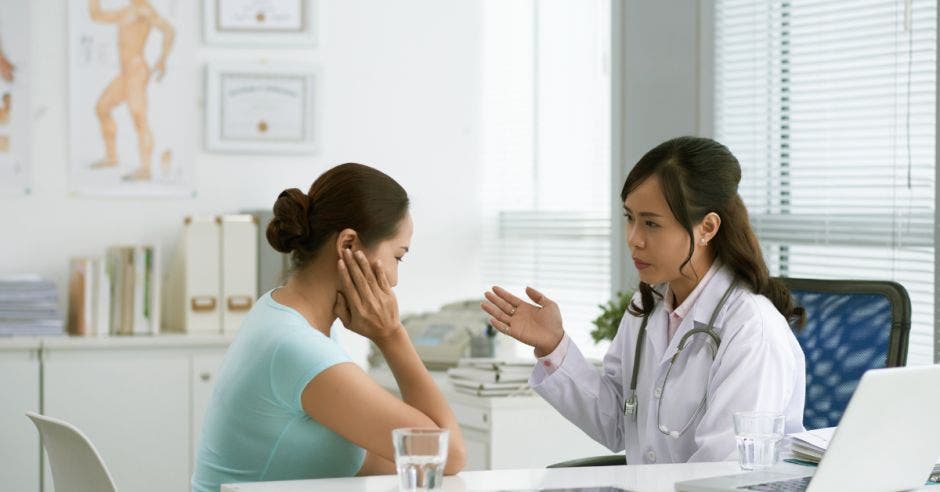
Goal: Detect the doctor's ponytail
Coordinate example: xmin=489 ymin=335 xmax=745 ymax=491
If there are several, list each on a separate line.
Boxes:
xmin=622 ymin=137 xmax=805 ymax=328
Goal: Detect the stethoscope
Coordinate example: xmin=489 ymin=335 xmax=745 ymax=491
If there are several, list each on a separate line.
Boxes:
xmin=622 ymin=281 xmax=737 ymax=439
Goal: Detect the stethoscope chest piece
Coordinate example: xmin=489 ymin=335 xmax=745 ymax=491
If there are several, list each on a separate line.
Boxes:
xmin=624 ymin=392 xmax=637 ymax=417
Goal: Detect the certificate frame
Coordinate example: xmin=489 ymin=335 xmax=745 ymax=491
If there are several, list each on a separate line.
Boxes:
xmin=203 ymin=0 xmax=316 ymax=46
xmin=205 ymin=62 xmax=318 ymax=154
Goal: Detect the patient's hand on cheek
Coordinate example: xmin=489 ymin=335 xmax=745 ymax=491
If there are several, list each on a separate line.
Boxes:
xmin=337 ymin=248 xmax=402 ymax=344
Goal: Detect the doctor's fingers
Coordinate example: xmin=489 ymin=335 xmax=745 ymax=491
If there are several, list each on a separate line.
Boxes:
xmin=489 ymin=317 xmax=514 ymax=337
xmin=484 ymin=290 xmax=518 ymax=316
xmin=525 ymin=286 xmax=554 ymax=307
xmin=492 ymin=286 xmax=527 ymax=310
xmin=481 ymin=300 xmax=514 ymax=326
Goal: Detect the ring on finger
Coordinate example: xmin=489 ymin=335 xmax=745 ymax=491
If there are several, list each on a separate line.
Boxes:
xmin=510 ymin=306 xmax=516 ymax=315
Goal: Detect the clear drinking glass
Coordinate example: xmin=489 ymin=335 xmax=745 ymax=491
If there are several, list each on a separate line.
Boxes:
xmin=733 ymin=411 xmax=785 ymax=471
xmin=392 ymin=428 xmax=449 ymax=492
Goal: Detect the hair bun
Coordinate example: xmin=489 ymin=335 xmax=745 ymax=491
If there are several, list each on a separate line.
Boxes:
xmin=266 ymin=188 xmax=312 ymax=254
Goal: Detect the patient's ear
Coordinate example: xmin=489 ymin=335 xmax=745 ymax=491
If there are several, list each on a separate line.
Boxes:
xmin=335 ymin=228 xmax=359 ymax=257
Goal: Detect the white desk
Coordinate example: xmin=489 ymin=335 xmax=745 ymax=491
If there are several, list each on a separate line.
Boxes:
xmin=225 ymin=461 xmax=901 ymax=492
xmin=221 ymin=462 xmax=940 ymax=492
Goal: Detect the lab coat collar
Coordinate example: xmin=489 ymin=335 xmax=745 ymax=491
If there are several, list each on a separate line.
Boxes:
xmin=659 ymin=263 xmax=736 ymax=364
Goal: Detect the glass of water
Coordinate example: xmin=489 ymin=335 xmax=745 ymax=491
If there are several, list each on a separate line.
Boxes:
xmin=733 ymin=411 xmax=785 ymax=471
xmin=392 ymin=427 xmax=449 ymax=492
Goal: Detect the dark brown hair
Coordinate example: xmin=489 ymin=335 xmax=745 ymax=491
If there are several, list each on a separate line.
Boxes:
xmin=621 ymin=136 xmax=804 ymax=327
xmin=266 ymin=163 xmax=410 ymax=270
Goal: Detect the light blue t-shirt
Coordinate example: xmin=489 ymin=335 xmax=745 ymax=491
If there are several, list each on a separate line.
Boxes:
xmin=191 ymin=291 xmax=365 ymax=492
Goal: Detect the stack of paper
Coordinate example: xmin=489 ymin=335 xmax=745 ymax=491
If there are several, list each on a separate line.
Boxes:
xmin=790 ymin=427 xmax=940 ymax=475
xmin=0 ymin=275 xmax=64 ymax=336
xmin=446 ymin=358 xmax=534 ymax=397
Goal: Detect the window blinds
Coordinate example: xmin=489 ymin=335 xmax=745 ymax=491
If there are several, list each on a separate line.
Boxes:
xmin=480 ymin=0 xmax=612 ymax=359
xmin=714 ymin=0 xmax=937 ymax=364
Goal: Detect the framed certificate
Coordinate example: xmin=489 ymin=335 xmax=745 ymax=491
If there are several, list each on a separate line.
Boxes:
xmin=204 ymin=0 xmax=315 ymax=46
xmin=205 ymin=63 xmax=317 ymax=154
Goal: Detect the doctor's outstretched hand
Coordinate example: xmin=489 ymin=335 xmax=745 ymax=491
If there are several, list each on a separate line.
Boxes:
xmin=482 ymin=286 xmax=565 ymax=357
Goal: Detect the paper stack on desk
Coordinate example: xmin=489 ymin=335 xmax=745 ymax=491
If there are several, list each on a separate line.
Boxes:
xmin=446 ymin=358 xmax=534 ymax=397
xmin=790 ymin=427 xmax=940 ymax=476
xmin=0 ymin=275 xmax=64 ymax=336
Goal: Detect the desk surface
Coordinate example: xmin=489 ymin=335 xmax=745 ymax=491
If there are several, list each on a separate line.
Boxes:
xmin=219 ymin=462 xmax=819 ymax=492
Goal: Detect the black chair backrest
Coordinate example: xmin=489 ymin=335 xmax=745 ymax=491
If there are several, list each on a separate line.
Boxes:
xmin=778 ymin=277 xmax=911 ymax=429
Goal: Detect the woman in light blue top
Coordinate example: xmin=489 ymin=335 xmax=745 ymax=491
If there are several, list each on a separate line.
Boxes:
xmin=192 ymin=163 xmax=466 ymax=491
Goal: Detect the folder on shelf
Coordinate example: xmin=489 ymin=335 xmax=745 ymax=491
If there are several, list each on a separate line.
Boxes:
xmin=220 ymin=215 xmax=258 ymax=333
xmin=67 ymin=258 xmax=93 ymax=335
xmin=164 ymin=216 xmax=222 ymax=334
xmin=131 ymin=245 xmax=159 ymax=335
xmin=241 ymin=208 xmax=289 ymax=297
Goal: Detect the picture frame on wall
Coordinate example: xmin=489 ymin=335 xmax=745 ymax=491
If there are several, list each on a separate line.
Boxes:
xmin=0 ymin=0 xmax=30 ymax=195
xmin=203 ymin=0 xmax=315 ymax=46
xmin=68 ymin=0 xmax=196 ymax=197
xmin=205 ymin=63 xmax=318 ymax=154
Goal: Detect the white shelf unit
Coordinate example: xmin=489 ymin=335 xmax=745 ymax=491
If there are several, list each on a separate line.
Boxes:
xmin=0 ymin=335 xmax=233 ymax=492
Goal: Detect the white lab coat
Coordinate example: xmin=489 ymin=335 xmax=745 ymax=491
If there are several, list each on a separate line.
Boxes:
xmin=530 ymin=264 xmax=806 ymax=464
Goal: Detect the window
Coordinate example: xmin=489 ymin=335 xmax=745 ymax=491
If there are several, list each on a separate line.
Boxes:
xmin=714 ymin=1 xmax=937 ymax=364
xmin=480 ymin=0 xmax=612 ymax=359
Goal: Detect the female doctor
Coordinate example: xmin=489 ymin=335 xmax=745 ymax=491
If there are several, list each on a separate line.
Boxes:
xmin=482 ymin=136 xmax=807 ymax=463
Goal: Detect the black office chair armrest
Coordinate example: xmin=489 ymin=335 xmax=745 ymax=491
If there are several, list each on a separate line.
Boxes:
xmin=546 ymin=454 xmax=626 ymax=468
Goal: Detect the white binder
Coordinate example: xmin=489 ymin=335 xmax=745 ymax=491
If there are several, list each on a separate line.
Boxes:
xmin=164 ymin=216 xmax=222 ymax=334
xmin=220 ymin=215 xmax=258 ymax=333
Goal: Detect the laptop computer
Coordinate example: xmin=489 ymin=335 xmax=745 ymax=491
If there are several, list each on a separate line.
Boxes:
xmin=675 ymin=364 xmax=940 ymax=492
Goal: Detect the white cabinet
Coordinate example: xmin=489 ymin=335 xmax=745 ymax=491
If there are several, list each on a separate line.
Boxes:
xmin=0 ymin=341 xmax=41 ymax=492
xmin=0 ymin=335 xmax=232 ymax=492
xmin=370 ymin=368 xmax=611 ymax=470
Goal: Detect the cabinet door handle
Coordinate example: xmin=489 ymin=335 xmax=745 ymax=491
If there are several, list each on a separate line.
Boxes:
xmin=192 ymin=296 xmax=217 ymax=312
xmin=200 ymin=372 xmax=211 ymax=382
xmin=227 ymin=296 xmax=253 ymax=312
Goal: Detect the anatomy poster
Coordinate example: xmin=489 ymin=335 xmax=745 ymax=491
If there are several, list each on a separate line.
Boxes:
xmin=69 ymin=0 xmax=195 ymax=197
xmin=0 ymin=0 xmax=29 ymax=195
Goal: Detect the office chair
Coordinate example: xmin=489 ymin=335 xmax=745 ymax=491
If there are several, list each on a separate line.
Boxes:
xmin=779 ymin=277 xmax=911 ymax=430
xmin=26 ymin=411 xmax=119 ymax=492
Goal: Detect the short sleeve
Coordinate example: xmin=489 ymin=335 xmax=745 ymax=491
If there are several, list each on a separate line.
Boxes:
xmin=269 ymin=330 xmax=352 ymax=409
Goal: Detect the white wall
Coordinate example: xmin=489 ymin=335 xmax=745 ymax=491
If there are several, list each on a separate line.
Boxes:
xmin=0 ymin=0 xmax=484 ymax=366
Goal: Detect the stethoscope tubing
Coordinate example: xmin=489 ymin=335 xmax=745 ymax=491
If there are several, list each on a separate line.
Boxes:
xmin=623 ymin=281 xmax=738 ymax=439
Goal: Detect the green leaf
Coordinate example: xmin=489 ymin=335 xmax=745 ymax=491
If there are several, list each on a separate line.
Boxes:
xmin=589 ymin=290 xmax=635 ymax=344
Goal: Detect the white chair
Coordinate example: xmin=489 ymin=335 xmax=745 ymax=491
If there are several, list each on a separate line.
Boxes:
xmin=26 ymin=411 xmax=118 ymax=492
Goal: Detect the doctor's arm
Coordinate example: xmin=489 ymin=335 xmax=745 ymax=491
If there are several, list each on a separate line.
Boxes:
xmin=483 ymin=285 xmax=629 ymax=452
xmin=687 ymin=318 xmax=800 ymax=462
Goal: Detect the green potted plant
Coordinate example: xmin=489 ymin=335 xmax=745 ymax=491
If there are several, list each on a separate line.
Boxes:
xmin=590 ymin=290 xmax=635 ymax=343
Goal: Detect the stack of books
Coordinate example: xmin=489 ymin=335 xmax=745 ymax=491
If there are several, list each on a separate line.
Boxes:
xmin=446 ymin=358 xmax=535 ymax=397
xmin=0 ymin=275 xmax=64 ymax=336
xmin=789 ymin=427 xmax=940 ymax=476
xmin=67 ymin=245 xmax=159 ymax=336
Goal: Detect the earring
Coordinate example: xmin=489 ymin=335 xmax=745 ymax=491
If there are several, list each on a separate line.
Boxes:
xmin=700 ymin=237 xmax=707 ymax=246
